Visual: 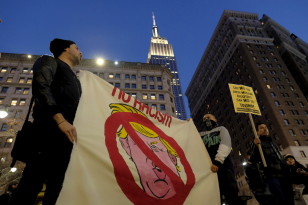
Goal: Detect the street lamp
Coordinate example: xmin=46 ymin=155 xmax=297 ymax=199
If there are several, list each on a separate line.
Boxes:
xmin=96 ymin=58 xmax=105 ymax=65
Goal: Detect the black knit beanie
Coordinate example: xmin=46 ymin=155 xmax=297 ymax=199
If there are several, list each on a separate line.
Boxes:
xmin=50 ymin=38 xmax=75 ymax=58
xmin=284 ymin=154 xmax=295 ymax=161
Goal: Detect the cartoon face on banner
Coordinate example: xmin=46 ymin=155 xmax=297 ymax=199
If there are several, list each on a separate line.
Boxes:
xmin=105 ymin=104 xmax=195 ymax=205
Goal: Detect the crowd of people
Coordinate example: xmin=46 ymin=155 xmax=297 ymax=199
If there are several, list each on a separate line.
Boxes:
xmin=1 ymin=38 xmax=307 ymax=205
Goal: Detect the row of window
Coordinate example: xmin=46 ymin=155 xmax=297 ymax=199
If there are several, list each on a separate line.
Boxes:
xmin=1 ymin=87 xmax=30 ymax=94
xmin=110 ymin=82 xmax=163 ymax=90
xmin=260 ymin=69 xmax=288 ymax=76
xmin=1 ymin=67 xmax=32 ymax=74
xmin=126 ymin=93 xmax=166 ymax=101
xmin=267 ymin=84 xmax=296 ymax=91
xmin=274 ymin=100 xmax=305 ymax=107
xmin=279 ymin=109 xmax=308 ymax=116
xmin=0 ymin=98 xmax=27 ymax=106
xmin=289 ymin=129 xmax=308 ymax=136
xmin=283 ymin=119 xmax=305 ymax=125
xmin=270 ymin=92 xmax=300 ymax=98
xmin=107 ymin=73 xmax=162 ymax=82
xmin=0 ymin=77 xmax=32 ymax=84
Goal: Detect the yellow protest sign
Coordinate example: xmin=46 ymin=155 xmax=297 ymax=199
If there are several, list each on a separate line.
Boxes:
xmin=228 ymin=84 xmax=261 ymax=115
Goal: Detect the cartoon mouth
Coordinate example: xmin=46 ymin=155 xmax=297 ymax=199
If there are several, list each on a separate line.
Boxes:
xmin=146 ymin=181 xmax=170 ymax=199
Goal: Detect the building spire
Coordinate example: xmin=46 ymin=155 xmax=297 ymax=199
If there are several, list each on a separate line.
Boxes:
xmin=152 ymin=12 xmax=159 ymax=37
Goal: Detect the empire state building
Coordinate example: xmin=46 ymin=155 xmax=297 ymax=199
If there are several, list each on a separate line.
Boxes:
xmin=147 ymin=14 xmax=187 ymax=120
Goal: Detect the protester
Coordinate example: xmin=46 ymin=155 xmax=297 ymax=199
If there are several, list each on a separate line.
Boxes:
xmin=285 ymin=154 xmax=308 ymax=194
xmin=200 ymin=114 xmax=242 ymax=205
xmin=249 ymin=122 xmax=294 ymax=205
xmin=10 ymin=38 xmax=82 ymax=205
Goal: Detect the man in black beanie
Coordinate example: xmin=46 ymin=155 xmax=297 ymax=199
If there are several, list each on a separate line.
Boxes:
xmin=10 ymin=38 xmax=82 ymax=205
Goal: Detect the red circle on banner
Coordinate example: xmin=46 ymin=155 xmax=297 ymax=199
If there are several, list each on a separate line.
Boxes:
xmin=105 ymin=112 xmax=195 ymax=205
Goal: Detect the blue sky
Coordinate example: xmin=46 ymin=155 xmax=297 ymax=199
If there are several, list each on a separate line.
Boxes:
xmin=1 ymin=0 xmax=308 ymax=116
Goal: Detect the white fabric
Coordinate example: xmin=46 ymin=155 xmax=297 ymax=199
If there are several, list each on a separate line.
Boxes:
xmin=56 ymin=70 xmax=220 ymax=205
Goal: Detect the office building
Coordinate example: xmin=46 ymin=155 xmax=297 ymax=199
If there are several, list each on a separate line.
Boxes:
xmin=147 ymin=14 xmax=187 ymax=120
xmin=186 ymin=10 xmax=308 ymax=168
xmin=0 ymin=53 xmax=176 ymax=168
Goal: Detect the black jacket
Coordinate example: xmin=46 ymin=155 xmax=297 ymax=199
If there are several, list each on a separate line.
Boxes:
xmin=250 ymin=135 xmax=287 ymax=178
xmin=32 ymin=55 xmax=81 ymax=124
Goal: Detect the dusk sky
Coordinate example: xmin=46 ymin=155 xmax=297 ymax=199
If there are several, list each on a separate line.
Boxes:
xmin=1 ymin=0 xmax=307 ymax=116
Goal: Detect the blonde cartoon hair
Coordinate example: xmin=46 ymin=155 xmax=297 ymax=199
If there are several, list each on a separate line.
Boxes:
xmin=109 ymin=103 xmax=179 ymax=161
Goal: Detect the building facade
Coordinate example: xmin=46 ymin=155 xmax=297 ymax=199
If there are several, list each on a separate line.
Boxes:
xmin=0 ymin=53 xmax=176 ymax=169
xmin=147 ymin=14 xmax=187 ymax=120
xmin=186 ymin=10 xmax=308 ymax=169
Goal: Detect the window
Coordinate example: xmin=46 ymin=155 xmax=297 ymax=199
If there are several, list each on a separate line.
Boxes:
xmin=160 ymin=104 xmax=166 ymax=110
xmin=274 ymin=101 xmax=280 ymax=106
xmin=115 ymin=74 xmax=120 ymax=79
xmin=131 ymin=93 xmax=137 ymax=98
xmin=149 ymin=76 xmax=154 ymax=81
xmin=142 ymin=84 xmax=147 ymax=89
xmin=15 ymin=87 xmax=22 ymax=94
xmin=151 ymin=104 xmax=157 ymax=109
xmin=299 ymin=102 xmax=305 ymax=107
xmin=108 ymin=74 xmax=114 ymax=79
xmin=289 ymin=129 xmax=296 ymax=136
xmin=19 ymin=78 xmax=25 ymax=83
xmin=284 ymin=119 xmax=290 ymax=125
xmin=1 ymin=123 xmax=8 ymax=131
xmin=23 ymin=88 xmax=30 ymax=95
xmin=11 ymin=99 xmax=18 ymax=106
xmin=22 ymin=68 xmax=28 ymax=73
xmin=157 ymin=77 xmax=162 ymax=82
xmin=6 ymin=77 xmax=13 ymax=83
xmin=26 ymin=78 xmax=32 ymax=84
xmin=301 ymin=129 xmax=308 ymax=136
xmin=296 ymin=119 xmax=305 ymax=125
xmin=1 ymin=87 xmax=8 ymax=93
xmin=294 ymin=140 xmax=300 ymax=146
xmin=266 ymin=84 xmax=271 ymax=89
xmin=131 ymin=84 xmax=136 ymax=89
xmin=279 ymin=109 xmax=285 ymax=115
xmin=270 ymin=92 xmax=276 ymax=97
xmin=131 ymin=75 xmax=136 ymax=80
xmin=125 ymin=74 xmax=130 ymax=79
xmin=150 ymin=94 xmax=156 ymax=100
xmin=5 ymin=137 xmax=14 ymax=148
xmin=300 ymin=151 xmax=306 ymax=157
xmin=115 ymin=83 xmax=120 ymax=88
xmin=158 ymin=85 xmax=163 ymax=90
xmin=259 ymin=69 xmax=264 ymax=74
xmin=10 ymin=68 xmax=16 ymax=73
xmin=1 ymin=67 xmax=8 ymax=73
xmin=19 ymin=99 xmax=26 ymax=106
xmin=142 ymin=94 xmax=148 ymax=100
xmin=141 ymin=76 xmax=146 ymax=81
xmin=150 ymin=85 xmax=155 ymax=90
xmin=0 ymin=98 xmax=4 ymax=104
xmin=125 ymin=83 xmax=130 ymax=88
xmin=159 ymin=94 xmax=164 ymax=100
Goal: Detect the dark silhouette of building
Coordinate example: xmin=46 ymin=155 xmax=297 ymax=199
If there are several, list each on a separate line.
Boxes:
xmin=147 ymin=14 xmax=187 ymax=120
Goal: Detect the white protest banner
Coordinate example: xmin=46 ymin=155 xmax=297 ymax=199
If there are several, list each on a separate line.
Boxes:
xmin=56 ymin=70 xmax=219 ymax=205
